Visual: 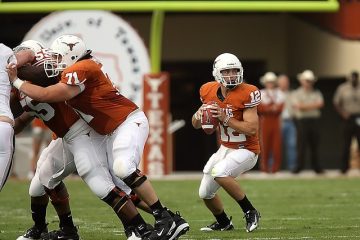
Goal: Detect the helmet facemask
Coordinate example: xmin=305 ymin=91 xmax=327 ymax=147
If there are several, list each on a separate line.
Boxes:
xmin=216 ymin=68 xmax=243 ymax=89
xmin=44 ymin=51 xmax=62 ymax=77
xmin=44 ymin=34 xmax=87 ymax=77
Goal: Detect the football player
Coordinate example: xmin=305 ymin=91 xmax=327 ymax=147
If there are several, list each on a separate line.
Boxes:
xmin=192 ymin=53 xmax=261 ymax=233
xmin=0 ymin=43 xmax=34 ymax=191
xmin=8 ymin=35 xmax=189 ymax=240
xmin=10 ymin=40 xmax=154 ymax=240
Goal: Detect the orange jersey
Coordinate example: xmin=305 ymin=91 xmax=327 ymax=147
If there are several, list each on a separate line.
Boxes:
xmin=16 ymin=90 xmax=79 ymax=138
xmin=200 ymin=81 xmax=261 ymax=154
xmin=59 ymin=58 xmax=138 ymax=135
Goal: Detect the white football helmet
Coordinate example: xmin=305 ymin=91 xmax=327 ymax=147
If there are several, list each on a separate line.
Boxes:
xmin=13 ymin=40 xmax=44 ymax=53
xmin=44 ymin=35 xmax=87 ymax=77
xmin=212 ymin=53 xmax=243 ymax=89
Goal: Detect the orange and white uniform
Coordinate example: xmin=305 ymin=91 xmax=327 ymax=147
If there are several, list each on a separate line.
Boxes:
xmin=59 ymin=58 xmax=149 ymax=180
xmin=16 ymin=89 xmax=121 ymax=198
xmin=16 ymin=55 xmax=126 ymax=199
xmin=60 ymin=59 xmax=138 ymax=135
xmin=198 ymin=81 xmax=261 ymax=199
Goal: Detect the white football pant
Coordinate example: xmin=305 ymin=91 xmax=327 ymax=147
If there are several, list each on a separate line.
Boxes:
xmin=30 ymin=119 xmax=131 ymax=198
xmin=0 ymin=122 xmax=14 ymax=191
xmin=199 ymin=145 xmax=258 ymax=199
xmin=108 ymin=110 xmax=149 ymax=179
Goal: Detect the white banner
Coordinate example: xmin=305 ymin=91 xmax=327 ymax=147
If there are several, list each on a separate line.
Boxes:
xmin=24 ymin=10 xmax=150 ymax=107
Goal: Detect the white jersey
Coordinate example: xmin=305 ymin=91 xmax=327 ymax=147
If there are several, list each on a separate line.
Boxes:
xmin=0 ymin=44 xmax=16 ymax=121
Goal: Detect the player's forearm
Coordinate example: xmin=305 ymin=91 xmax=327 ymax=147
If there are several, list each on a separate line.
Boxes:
xmin=15 ymin=50 xmax=34 ymax=67
xmin=227 ymin=118 xmax=258 ymax=136
xmin=10 ymin=93 xmax=24 ymax=118
xmin=19 ymin=82 xmax=51 ymax=102
xmin=14 ymin=113 xmax=34 ymax=134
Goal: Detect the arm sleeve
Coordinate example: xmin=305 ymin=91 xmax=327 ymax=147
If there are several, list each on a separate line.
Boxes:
xmin=17 ymin=65 xmax=58 ymax=87
xmin=244 ymin=85 xmax=261 ymax=108
xmin=10 ymin=91 xmax=24 ymax=119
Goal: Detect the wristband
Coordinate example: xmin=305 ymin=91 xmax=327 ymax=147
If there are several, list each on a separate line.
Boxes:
xmin=223 ymin=115 xmax=231 ymax=126
xmin=12 ymin=78 xmax=24 ymax=90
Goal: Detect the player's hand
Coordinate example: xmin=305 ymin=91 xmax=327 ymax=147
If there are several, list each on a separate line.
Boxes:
xmin=194 ymin=104 xmax=207 ymax=120
xmin=207 ymin=103 xmax=226 ymax=122
xmin=6 ymin=63 xmax=18 ymax=83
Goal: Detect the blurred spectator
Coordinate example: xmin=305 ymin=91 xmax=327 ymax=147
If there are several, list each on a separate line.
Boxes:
xmin=292 ymin=70 xmax=324 ymax=174
xmin=258 ymin=72 xmax=285 ymax=173
xmin=333 ymin=71 xmax=360 ymax=174
xmin=29 ymin=118 xmax=51 ymax=179
xmin=278 ymin=74 xmax=297 ymax=171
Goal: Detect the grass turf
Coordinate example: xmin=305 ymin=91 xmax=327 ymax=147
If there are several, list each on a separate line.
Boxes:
xmin=0 ymin=177 xmax=359 ymax=240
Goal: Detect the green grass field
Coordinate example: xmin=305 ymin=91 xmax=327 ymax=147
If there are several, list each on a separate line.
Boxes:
xmin=0 ymin=177 xmax=359 ymax=240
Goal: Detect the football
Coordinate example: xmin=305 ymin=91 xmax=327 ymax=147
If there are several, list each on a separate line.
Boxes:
xmin=201 ymin=104 xmax=219 ymax=134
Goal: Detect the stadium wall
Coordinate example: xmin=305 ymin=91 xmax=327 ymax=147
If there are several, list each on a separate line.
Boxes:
xmin=125 ymin=13 xmax=360 ymax=76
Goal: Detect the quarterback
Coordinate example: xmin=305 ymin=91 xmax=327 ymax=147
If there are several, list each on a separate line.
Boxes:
xmin=192 ymin=53 xmax=261 ymax=233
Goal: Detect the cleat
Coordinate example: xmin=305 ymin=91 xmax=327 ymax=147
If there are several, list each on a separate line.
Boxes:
xmin=42 ymin=226 xmax=79 ymax=240
xmin=200 ymin=216 xmax=234 ymax=231
xmin=16 ymin=225 xmax=48 ymax=240
xmin=145 ymin=208 xmax=175 ymax=240
xmin=126 ymin=223 xmax=153 ymax=240
xmin=125 ymin=226 xmax=141 ymax=240
xmin=166 ymin=209 xmax=190 ymax=240
xmin=244 ymin=210 xmax=260 ymax=232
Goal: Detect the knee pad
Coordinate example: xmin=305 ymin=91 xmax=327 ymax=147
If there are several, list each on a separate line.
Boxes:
xmin=198 ymin=174 xmax=218 ymax=199
xmin=129 ymin=191 xmax=141 ymax=206
xmin=123 ymin=169 xmax=147 ymax=189
xmin=29 ymin=175 xmax=46 ymax=197
xmin=198 ymin=184 xmax=216 ymax=200
xmin=102 ymin=186 xmax=130 ymax=212
xmin=44 ymin=181 xmax=69 ymax=205
xmin=113 ymin=158 xmax=136 ymax=179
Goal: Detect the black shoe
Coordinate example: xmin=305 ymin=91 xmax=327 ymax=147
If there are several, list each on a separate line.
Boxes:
xmin=42 ymin=226 xmax=79 ymax=240
xmin=145 ymin=209 xmax=175 ymax=240
xmin=125 ymin=226 xmax=141 ymax=240
xmin=166 ymin=209 xmax=190 ymax=240
xmin=200 ymin=216 xmax=234 ymax=231
xmin=16 ymin=225 xmax=48 ymax=240
xmin=244 ymin=210 xmax=260 ymax=232
xmin=126 ymin=223 xmax=153 ymax=240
